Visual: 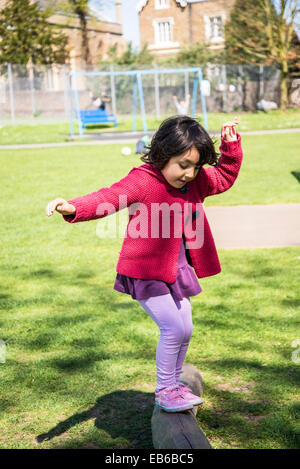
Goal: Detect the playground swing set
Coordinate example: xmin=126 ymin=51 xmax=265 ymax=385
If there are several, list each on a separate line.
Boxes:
xmin=69 ymin=67 xmax=208 ymax=139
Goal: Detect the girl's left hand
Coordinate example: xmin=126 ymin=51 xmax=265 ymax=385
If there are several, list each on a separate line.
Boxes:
xmin=221 ymin=117 xmax=239 ymax=141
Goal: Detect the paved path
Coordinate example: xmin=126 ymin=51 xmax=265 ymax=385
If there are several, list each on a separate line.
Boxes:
xmin=205 ymin=203 xmax=300 ymax=249
xmin=0 ymin=127 xmax=299 ymax=150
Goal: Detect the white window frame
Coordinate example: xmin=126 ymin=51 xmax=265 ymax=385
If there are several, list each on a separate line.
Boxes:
xmin=155 ymin=0 xmax=170 ymax=10
xmin=204 ymin=13 xmax=226 ymax=44
xmin=210 ymin=17 xmax=223 ymax=40
xmin=158 ymin=20 xmax=171 ymax=43
xmin=152 ymin=17 xmax=174 ymax=45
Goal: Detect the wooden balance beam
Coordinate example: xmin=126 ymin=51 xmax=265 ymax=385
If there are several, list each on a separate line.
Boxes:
xmin=151 ymin=363 xmax=212 ymax=449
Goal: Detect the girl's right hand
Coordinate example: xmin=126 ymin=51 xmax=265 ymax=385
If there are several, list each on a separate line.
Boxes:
xmin=46 ymin=198 xmax=76 ymax=217
xmin=221 ymin=117 xmax=239 ymax=141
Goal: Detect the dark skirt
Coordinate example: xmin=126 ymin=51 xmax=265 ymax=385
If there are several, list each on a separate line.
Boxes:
xmin=114 ymin=238 xmax=202 ymax=302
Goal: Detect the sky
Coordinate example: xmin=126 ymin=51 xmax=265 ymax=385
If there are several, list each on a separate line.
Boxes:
xmin=90 ymin=0 xmax=140 ymax=49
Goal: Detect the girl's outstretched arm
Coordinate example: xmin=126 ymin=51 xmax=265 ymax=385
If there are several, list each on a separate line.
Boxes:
xmin=196 ymin=118 xmax=243 ymax=199
xmin=56 ymin=169 xmax=143 ymax=224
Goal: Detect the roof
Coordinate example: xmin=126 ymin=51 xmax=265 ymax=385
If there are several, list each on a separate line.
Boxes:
xmin=136 ymin=0 xmax=189 ymax=14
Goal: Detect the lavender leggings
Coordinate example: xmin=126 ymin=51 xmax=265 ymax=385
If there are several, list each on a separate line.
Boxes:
xmin=137 ymin=293 xmax=193 ymax=393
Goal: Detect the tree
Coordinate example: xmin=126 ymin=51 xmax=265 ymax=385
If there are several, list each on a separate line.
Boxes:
xmin=103 ymin=42 xmax=154 ymax=68
xmin=97 ymin=42 xmax=154 ymax=115
xmin=161 ymin=42 xmax=221 ymax=67
xmin=0 ymin=0 xmax=68 ymax=65
xmin=225 ymin=0 xmax=300 ymax=109
xmin=45 ymin=1 xmax=114 ymax=65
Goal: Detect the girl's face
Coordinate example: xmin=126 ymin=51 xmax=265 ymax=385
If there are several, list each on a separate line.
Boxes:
xmin=161 ymin=146 xmax=201 ymax=189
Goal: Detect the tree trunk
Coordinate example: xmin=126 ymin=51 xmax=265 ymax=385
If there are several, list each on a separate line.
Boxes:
xmin=72 ymin=1 xmax=91 ymax=66
xmin=78 ymin=10 xmax=90 ymax=65
xmin=280 ymin=59 xmax=289 ymax=110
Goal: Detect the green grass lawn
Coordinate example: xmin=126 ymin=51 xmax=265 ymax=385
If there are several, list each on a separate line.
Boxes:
xmin=1 ymin=133 xmax=299 ymax=206
xmin=0 ymin=134 xmax=299 ymax=449
xmin=0 ymin=108 xmax=299 ymax=145
xmin=205 ymin=132 xmax=300 ymax=206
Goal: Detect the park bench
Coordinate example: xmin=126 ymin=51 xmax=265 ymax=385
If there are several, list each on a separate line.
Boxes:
xmin=79 ymin=109 xmax=117 ymax=130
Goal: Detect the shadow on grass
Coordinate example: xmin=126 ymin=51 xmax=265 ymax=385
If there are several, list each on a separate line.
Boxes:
xmin=291 ymin=171 xmax=300 ymax=183
xmin=2 ymin=256 xmax=299 ymax=448
xmin=196 ymin=358 xmax=300 ymax=448
xmin=85 ymin=123 xmax=116 ymax=131
xmin=33 ymin=359 xmax=300 ymax=449
xmin=197 ymin=381 xmax=300 ymax=449
xmin=203 ymin=358 xmax=299 ymax=388
xmin=36 ymin=390 xmax=154 ymax=449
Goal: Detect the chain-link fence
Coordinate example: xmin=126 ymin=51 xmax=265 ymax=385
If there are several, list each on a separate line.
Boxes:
xmin=0 ymin=63 xmax=284 ymax=125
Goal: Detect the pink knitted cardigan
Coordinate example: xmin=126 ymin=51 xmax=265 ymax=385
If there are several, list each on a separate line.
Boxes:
xmin=63 ymin=135 xmax=243 ymax=283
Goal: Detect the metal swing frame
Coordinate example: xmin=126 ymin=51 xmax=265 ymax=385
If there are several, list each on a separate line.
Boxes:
xmin=69 ymin=67 xmax=208 ymax=138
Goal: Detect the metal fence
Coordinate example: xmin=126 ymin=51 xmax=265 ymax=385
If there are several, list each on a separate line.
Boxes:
xmin=0 ymin=63 xmax=283 ymax=125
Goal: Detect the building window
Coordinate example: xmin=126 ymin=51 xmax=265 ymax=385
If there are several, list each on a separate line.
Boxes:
xmin=155 ymin=0 xmax=169 ymax=9
xmin=153 ymin=18 xmax=174 ymax=44
xmin=150 ymin=17 xmax=179 ymax=51
xmin=158 ymin=21 xmax=171 ymax=42
xmin=209 ymin=16 xmax=223 ymax=40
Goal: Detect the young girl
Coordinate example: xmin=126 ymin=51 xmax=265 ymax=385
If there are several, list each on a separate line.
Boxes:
xmin=46 ymin=116 xmax=242 ymax=413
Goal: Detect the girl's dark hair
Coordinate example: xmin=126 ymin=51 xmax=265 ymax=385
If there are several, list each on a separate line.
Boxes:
xmin=140 ymin=115 xmax=219 ymax=170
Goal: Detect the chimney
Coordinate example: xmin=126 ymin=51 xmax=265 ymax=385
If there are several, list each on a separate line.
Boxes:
xmin=115 ymin=1 xmax=122 ymax=24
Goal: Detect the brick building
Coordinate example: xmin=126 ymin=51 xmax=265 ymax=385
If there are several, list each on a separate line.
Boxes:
xmin=137 ymin=0 xmax=236 ymax=58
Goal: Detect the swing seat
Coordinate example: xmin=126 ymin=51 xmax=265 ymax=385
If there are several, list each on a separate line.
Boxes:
xmin=79 ymin=109 xmax=117 ymax=129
